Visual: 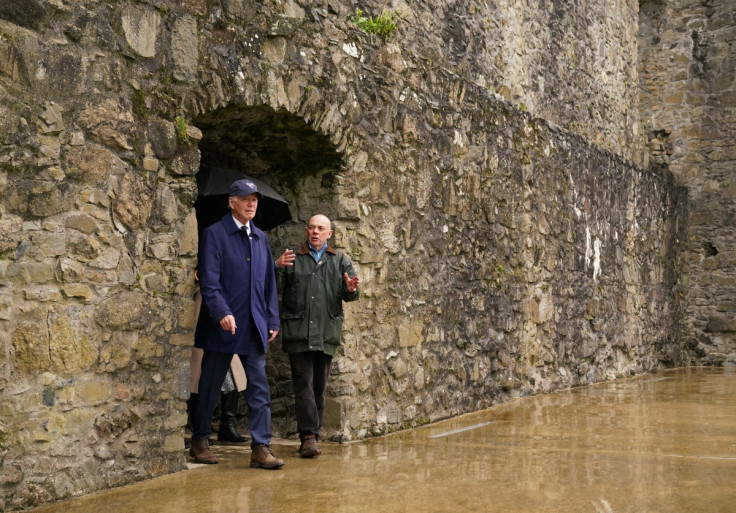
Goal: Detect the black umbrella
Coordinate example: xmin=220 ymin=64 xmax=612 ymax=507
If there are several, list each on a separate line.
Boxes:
xmin=194 ymin=166 xmax=292 ymax=233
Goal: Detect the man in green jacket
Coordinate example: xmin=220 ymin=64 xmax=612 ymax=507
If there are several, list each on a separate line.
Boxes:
xmin=275 ymin=214 xmax=359 ymax=458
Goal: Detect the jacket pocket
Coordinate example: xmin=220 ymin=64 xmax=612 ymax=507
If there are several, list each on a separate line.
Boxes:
xmin=325 ymin=312 xmax=344 ymax=345
xmin=281 ymin=312 xmax=307 ymax=342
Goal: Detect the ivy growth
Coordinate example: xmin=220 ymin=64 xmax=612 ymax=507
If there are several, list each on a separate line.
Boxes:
xmin=350 ymin=8 xmax=399 ymax=41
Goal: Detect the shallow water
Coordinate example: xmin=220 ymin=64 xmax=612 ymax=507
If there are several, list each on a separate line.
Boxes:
xmin=29 ymin=367 xmax=736 ymax=513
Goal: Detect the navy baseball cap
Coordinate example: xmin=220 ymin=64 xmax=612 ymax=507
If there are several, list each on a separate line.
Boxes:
xmin=229 ymin=179 xmax=261 ymax=198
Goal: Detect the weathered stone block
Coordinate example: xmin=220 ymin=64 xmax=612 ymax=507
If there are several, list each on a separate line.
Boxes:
xmin=146 ymin=234 xmax=178 ymax=261
xmin=398 ymin=318 xmax=423 ymax=348
xmin=11 ymin=322 xmax=50 ymax=374
xmin=23 ymin=286 xmax=61 ymax=302
xmin=76 ymin=378 xmax=112 ymax=406
xmin=49 ymin=317 xmax=97 ymax=373
xmin=114 ymin=174 xmax=153 ymax=230
xmin=61 ymin=284 xmax=95 ymax=303
xmin=172 ymin=15 xmax=199 ymax=82
xmin=0 ymin=39 xmax=30 ymax=86
xmin=269 ymin=15 xmax=304 ymax=36
xmin=58 ymin=258 xmax=85 ymax=282
xmin=87 ymin=247 xmax=120 ymax=270
xmin=168 ymin=332 xmax=193 ymax=347
xmin=65 ymin=214 xmax=98 ymax=235
xmin=143 ymin=156 xmax=159 ymax=172
xmin=95 ymin=291 xmax=152 ymax=330
xmin=143 ymin=272 xmax=168 ymax=293
xmin=169 ymin=150 xmax=201 ymax=176
xmin=147 ymin=120 xmax=177 ymax=160
xmin=5 ymin=181 xmax=74 ymax=217
xmin=322 ymin=398 xmax=342 ymax=431
xmin=78 ymin=100 xmax=135 ymax=151
xmin=179 ymin=211 xmax=199 ymax=257
xmin=134 ymin=334 xmax=164 ymax=366
xmin=121 ymin=6 xmax=161 ymax=58
xmin=99 ymin=332 xmax=135 ymax=372
xmin=177 ymin=299 xmax=197 ymax=331
xmin=29 ymin=232 xmax=65 ymax=259
xmin=157 ymin=186 xmax=179 ymax=225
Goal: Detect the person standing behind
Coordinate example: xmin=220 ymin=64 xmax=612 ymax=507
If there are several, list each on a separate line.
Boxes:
xmin=275 ymin=215 xmax=360 ymax=458
xmin=191 ymin=179 xmax=284 ymax=469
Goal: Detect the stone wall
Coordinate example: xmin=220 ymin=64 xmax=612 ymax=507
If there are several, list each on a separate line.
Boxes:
xmin=0 ymin=0 xmax=688 ymax=510
xmin=638 ymin=0 xmax=736 ymax=364
xmin=393 ymin=0 xmax=647 ymax=164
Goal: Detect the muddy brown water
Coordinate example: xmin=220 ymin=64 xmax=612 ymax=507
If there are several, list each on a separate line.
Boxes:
xmin=29 ymin=367 xmax=736 ymax=513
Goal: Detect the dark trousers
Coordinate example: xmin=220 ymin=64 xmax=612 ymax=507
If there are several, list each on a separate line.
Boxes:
xmin=193 ymin=348 xmax=272 ymax=446
xmin=289 ymin=351 xmax=332 ymax=440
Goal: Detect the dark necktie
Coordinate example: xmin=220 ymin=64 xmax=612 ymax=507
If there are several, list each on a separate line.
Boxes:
xmin=241 ymin=226 xmax=252 ymax=262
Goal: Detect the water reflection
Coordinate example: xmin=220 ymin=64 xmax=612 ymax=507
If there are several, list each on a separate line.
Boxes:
xmin=29 ymin=367 xmax=736 ymax=513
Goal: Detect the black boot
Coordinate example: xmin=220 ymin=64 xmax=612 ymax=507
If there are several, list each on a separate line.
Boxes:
xmin=184 ymin=393 xmax=198 ymax=449
xmin=186 ymin=393 xmax=198 ymax=430
xmin=217 ymin=391 xmax=249 ymax=444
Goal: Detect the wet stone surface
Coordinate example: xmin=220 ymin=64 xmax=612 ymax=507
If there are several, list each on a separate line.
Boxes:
xmin=28 ymin=367 xmax=736 ymax=513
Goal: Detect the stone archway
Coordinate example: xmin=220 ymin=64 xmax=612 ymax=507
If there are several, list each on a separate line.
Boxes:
xmin=191 ymin=104 xmax=344 ymax=438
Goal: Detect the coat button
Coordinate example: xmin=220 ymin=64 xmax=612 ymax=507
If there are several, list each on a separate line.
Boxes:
xmin=246 ymin=258 xmax=251 ymax=262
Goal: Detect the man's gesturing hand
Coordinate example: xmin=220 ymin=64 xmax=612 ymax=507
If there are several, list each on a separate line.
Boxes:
xmin=344 ymin=273 xmax=359 ymax=293
xmin=276 ymin=249 xmax=295 ymax=268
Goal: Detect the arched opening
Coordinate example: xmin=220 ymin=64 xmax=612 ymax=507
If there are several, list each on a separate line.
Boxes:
xmin=191 ymin=104 xmax=344 ymax=438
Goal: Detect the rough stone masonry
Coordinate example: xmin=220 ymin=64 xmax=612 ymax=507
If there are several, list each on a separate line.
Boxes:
xmin=0 ymin=0 xmax=731 ymax=510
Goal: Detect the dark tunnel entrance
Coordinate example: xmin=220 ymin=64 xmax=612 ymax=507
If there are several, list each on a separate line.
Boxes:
xmin=190 ymin=104 xmax=344 ymax=439
xmin=192 ymin=104 xmax=344 ymax=237
xmin=196 ymin=105 xmax=342 ymax=179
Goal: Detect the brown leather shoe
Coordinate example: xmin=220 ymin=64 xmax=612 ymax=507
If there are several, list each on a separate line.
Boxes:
xmin=250 ymin=444 xmax=284 ymax=469
xmin=299 ymin=435 xmax=321 ymax=458
xmin=189 ymin=437 xmax=218 ymax=464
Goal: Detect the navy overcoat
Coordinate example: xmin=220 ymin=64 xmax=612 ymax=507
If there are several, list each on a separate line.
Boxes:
xmin=194 ymin=214 xmax=279 ymax=354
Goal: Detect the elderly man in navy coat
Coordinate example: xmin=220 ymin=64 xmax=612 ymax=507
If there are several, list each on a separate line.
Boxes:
xmin=190 ymin=178 xmax=284 ymax=469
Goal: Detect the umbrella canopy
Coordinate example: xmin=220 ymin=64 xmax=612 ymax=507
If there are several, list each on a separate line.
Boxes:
xmin=194 ymin=166 xmax=292 ymax=232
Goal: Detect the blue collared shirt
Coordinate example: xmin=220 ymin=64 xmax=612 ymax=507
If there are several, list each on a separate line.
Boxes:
xmin=308 ymin=242 xmax=327 ymax=263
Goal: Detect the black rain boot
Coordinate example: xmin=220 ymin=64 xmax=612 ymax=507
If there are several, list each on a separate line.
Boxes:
xmin=217 ymin=391 xmax=249 ymax=444
xmin=184 ymin=393 xmax=198 ymax=449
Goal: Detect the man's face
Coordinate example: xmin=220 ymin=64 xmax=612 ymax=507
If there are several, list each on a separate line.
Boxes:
xmin=306 ymin=216 xmax=332 ymax=250
xmin=229 ymin=193 xmax=258 ymax=224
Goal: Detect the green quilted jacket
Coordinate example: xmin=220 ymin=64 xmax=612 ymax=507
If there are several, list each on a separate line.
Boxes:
xmin=277 ymin=243 xmax=359 ymax=356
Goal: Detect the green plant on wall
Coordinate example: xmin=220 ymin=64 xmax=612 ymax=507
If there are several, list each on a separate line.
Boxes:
xmin=350 ymin=8 xmax=399 ymax=41
xmin=175 ymin=115 xmax=189 ymax=142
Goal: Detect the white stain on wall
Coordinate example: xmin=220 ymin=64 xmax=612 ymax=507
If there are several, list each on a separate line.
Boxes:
xmin=585 ymin=226 xmax=603 ymax=281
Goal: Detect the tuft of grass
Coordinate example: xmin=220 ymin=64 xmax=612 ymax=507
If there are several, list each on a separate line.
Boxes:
xmin=350 ymin=8 xmax=399 ymax=41
xmin=175 ymin=115 xmax=189 ymax=142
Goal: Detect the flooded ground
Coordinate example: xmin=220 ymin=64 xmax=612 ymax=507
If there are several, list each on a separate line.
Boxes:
xmin=29 ymin=367 xmax=736 ymax=513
